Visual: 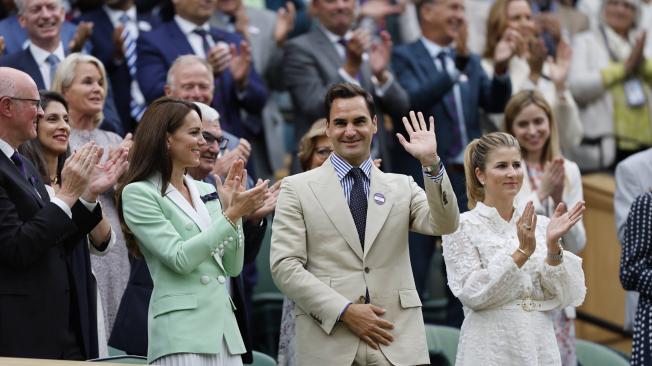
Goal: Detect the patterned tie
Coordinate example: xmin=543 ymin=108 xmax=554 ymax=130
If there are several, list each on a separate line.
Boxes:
xmin=45 ymin=53 xmax=59 ymax=87
xmin=436 ymin=51 xmax=464 ymax=158
xmin=348 ymin=167 xmax=368 ymax=249
xmin=193 ymin=28 xmax=212 ymax=56
xmin=119 ymin=13 xmax=146 ymax=121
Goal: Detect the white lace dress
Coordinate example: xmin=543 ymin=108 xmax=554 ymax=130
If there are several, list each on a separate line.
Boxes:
xmin=442 ymin=202 xmax=586 ymax=366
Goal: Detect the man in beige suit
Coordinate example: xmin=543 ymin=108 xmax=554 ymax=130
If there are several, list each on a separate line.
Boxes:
xmin=270 ymin=82 xmax=460 ymax=365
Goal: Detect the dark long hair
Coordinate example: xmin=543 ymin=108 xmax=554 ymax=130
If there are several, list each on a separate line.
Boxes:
xmin=116 ymin=97 xmax=201 ymax=257
xmin=18 ymin=91 xmax=70 ymax=185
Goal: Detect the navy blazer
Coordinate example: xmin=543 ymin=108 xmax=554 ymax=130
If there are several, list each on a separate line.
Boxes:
xmin=136 ymin=21 xmax=267 ymax=139
xmin=0 ymin=48 xmax=127 ymax=136
xmin=392 ymin=40 xmax=512 ymax=163
xmin=77 ymin=9 xmax=160 ymax=133
xmin=0 ymin=152 xmax=102 ymax=359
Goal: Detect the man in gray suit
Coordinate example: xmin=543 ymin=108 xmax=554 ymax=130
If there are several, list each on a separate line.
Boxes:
xmin=211 ymin=0 xmax=296 ymax=179
xmin=282 ymin=0 xmax=409 ymax=171
xmin=615 ymin=147 xmax=652 ymax=331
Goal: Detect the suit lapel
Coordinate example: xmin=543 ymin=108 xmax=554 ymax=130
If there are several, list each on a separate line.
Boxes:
xmin=308 ymin=160 xmax=364 ymax=260
xmin=313 ymin=28 xmax=343 ymax=71
xmin=24 ymin=50 xmax=46 ymax=90
xmin=363 ymin=167 xmax=393 ymax=257
xmin=167 ymin=22 xmax=196 ymax=57
xmin=0 ymin=154 xmax=44 ymax=206
xmin=413 ymin=42 xmax=457 ymax=121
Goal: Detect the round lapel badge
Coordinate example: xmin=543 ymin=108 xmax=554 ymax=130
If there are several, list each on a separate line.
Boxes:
xmin=373 ymin=193 xmax=385 ymax=205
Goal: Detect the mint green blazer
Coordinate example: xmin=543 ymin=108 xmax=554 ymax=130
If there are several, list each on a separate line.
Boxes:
xmin=121 ymin=175 xmax=246 ymax=363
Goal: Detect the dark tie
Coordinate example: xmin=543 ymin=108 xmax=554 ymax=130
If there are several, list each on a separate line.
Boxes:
xmin=436 ymin=51 xmax=464 ymax=158
xmin=192 ymin=28 xmax=212 ymax=56
xmin=10 ymin=152 xmax=29 ymax=180
xmin=348 ymin=167 xmax=367 ymax=249
xmin=11 ymin=151 xmax=40 ymax=196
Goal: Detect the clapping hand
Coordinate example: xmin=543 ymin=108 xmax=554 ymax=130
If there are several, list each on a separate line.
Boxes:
xmin=57 ymin=143 xmax=102 ymax=207
xmin=538 ymin=158 xmax=564 ymax=204
xmin=230 ymin=41 xmax=252 ymax=90
xmin=84 ymin=146 xmax=129 ymax=201
xmin=248 ymin=179 xmax=282 ymax=224
xmin=546 ymin=201 xmax=585 ymax=249
xmin=68 ymin=21 xmax=94 ymax=53
xmin=368 ymin=31 xmax=392 ymax=83
xmin=548 ymin=40 xmax=572 ymax=91
xmin=214 ymin=159 xmax=245 ymax=211
xmin=223 ymin=168 xmax=269 ymax=224
xmin=516 ymin=201 xmax=537 ymax=257
xmin=625 ymin=31 xmax=647 ymax=75
xmin=274 ymin=2 xmax=296 ymax=47
xmin=396 ymin=111 xmax=439 ymax=166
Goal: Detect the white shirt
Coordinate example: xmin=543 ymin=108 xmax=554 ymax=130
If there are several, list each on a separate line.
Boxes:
xmin=174 ymin=15 xmax=215 ymax=58
xmin=28 ymin=42 xmax=65 ymax=90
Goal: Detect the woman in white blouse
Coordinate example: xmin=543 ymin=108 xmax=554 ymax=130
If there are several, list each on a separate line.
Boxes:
xmin=442 ymin=132 xmax=586 ymax=365
xmin=503 ymin=90 xmax=587 ymax=365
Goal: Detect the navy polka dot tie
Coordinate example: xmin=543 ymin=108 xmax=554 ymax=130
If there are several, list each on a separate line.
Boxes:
xmin=348 ymin=167 xmax=367 ymax=249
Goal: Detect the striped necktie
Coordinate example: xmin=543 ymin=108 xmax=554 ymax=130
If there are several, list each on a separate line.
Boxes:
xmin=120 ymin=13 xmax=146 ymax=121
xmin=45 ymin=53 xmax=59 ymax=87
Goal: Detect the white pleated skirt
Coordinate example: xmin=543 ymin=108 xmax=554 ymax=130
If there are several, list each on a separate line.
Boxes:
xmin=151 ymin=338 xmax=243 ymax=366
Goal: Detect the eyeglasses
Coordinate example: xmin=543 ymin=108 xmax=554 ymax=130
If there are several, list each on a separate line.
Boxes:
xmin=1 ymin=96 xmax=42 ymax=109
xmin=202 ymin=132 xmax=229 ymax=150
xmin=315 ymin=147 xmax=334 ymax=158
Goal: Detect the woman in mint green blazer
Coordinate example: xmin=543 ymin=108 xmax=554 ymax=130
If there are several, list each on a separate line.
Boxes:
xmin=116 ymin=98 xmax=269 ymax=365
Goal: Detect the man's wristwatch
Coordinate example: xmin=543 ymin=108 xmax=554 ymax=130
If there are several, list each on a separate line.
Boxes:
xmin=422 ymin=155 xmax=441 ymax=174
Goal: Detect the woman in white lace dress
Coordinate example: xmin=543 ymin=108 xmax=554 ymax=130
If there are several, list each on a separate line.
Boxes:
xmin=442 ymin=132 xmax=586 ymax=365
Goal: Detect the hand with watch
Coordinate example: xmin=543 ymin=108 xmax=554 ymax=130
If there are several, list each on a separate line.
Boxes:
xmin=396 ymin=110 xmax=440 ymax=174
xmin=545 ymin=201 xmax=585 ymax=266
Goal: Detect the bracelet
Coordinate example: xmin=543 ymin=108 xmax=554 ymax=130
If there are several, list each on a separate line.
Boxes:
xmin=223 ymin=211 xmax=237 ymax=229
xmin=547 ymin=246 xmax=564 ymax=262
xmin=516 ymin=248 xmax=531 ymax=259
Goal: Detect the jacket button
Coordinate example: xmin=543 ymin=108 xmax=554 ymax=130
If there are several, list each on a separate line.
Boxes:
xmin=364 ymin=267 xmax=370 ymax=273
xmin=200 ymin=275 xmax=211 ymax=285
xmin=217 ymin=275 xmax=226 ymax=284
xmin=185 ymin=222 xmax=193 ymax=230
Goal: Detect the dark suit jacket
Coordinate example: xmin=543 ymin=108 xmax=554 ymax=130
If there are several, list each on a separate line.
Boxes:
xmin=0 ymin=48 xmax=127 ymax=136
xmin=76 ymin=9 xmax=160 ymax=133
xmin=282 ymin=26 xmax=409 ymax=170
xmin=136 ymin=20 xmax=267 ymax=139
xmin=109 ymin=208 xmax=267 ymax=364
xmin=0 ymin=151 xmax=102 ymax=359
xmin=392 ymin=40 xmax=512 ymax=163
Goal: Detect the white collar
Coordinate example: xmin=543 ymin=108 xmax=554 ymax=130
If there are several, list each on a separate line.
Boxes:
xmin=28 ymin=42 xmax=65 ymax=66
xmin=419 ymin=36 xmax=451 ymax=58
xmin=319 ymin=24 xmax=352 ymax=44
xmin=474 ymin=201 xmax=520 ymax=225
xmin=174 ymin=15 xmax=210 ymax=36
xmin=147 ymin=173 xmax=212 ymax=232
xmin=0 ymin=137 xmax=15 ymax=159
xmin=103 ymin=5 xmax=137 ymax=25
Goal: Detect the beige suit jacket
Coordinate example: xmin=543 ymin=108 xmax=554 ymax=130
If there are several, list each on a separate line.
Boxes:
xmin=270 ymin=159 xmax=459 ymax=366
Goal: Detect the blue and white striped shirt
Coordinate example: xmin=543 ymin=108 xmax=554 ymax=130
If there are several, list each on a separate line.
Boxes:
xmin=331 ymin=154 xmax=373 ymax=204
xmin=330 ymin=153 xmax=446 ymax=205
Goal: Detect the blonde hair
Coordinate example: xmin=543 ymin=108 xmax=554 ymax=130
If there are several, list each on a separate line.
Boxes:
xmin=51 ymin=53 xmax=108 ymax=129
xmin=464 ymin=132 xmax=520 ymax=209
xmin=483 ymin=0 xmax=531 ymax=59
xmin=297 ymin=118 xmax=328 ymax=171
xmin=502 ymin=90 xmax=560 ymax=165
